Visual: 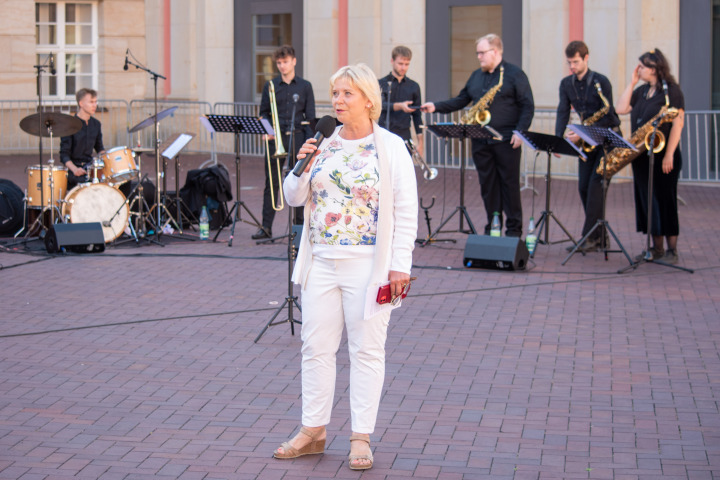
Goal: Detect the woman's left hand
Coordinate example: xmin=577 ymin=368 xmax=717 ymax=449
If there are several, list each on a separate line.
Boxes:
xmin=662 ymin=153 xmax=674 ymax=174
xmin=388 ymin=270 xmax=410 ymax=299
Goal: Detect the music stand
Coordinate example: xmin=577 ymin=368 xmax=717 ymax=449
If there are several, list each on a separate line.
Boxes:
xmin=514 ymin=130 xmax=580 ymax=254
xmin=159 ymin=132 xmax=196 ymax=237
xmin=421 ymin=123 xmax=501 ymax=245
xmin=562 ymin=125 xmax=635 ymax=266
xmin=203 ymin=115 xmax=269 ymax=247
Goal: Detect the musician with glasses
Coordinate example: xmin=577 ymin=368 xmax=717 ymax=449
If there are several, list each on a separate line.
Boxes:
xmin=555 ymin=41 xmax=621 ymax=252
xmin=421 ymin=33 xmax=534 ymax=237
xmin=615 ymin=48 xmax=685 ymax=265
xmin=378 ymin=45 xmax=424 ymax=157
xmin=254 ymin=45 xmax=316 ymax=240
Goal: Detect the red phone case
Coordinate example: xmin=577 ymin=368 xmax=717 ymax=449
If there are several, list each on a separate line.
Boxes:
xmin=376 ymin=283 xmax=410 ymax=305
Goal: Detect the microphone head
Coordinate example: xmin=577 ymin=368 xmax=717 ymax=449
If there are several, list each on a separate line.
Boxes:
xmin=293 ymin=93 xmax=299 ymax=102
xmin=316 ymin=115 xmax=337 ymax=138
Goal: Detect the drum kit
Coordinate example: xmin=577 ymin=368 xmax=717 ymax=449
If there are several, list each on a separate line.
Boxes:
xmin=14 ymin=110 xmax=177 ymax=246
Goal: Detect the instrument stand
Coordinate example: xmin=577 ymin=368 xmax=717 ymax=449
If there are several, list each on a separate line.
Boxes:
xmin=561 ymin=125 xmax=634 ymax=266
xmin=421 ymin=124 xmax=500 ymax=246
xmin=415 ymin=196 xmax=455 ymax=245
xmin=204 ymin=115 xmax=270 ymax=247
xmin=618 ymin=121 xmax=694 ymax=274
xmin=114 ymin=153 xmax=161 ymax=246
xmin=255 ymin=103 xmax=303 ymax=342
xmin=514 ymin=130 xmax=579 ymax=253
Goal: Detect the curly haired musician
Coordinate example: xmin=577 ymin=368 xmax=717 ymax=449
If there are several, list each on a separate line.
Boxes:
xmin=556 ymin=41 xmax=621 ymax=252
xmin=421 ymin=33 xmax=534 ymax=237
xmin=615 ymin=48 xmax=685 ymax=265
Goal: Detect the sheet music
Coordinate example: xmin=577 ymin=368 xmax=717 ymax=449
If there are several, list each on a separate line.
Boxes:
xmin=162 ymin=133 xmax=193 ymax=159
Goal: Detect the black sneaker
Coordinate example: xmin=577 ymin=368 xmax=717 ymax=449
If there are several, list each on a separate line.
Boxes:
xmin=251 ymin=228 xmax=271 ymax=240
xmin=661 ymin=249 xmax=679 ymax=264
xmin=634 ymin=247 xmax=665 ymax=262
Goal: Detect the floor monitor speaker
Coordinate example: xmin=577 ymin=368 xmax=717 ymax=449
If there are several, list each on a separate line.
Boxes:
xmin=463 ymin=234 xmax=528 ymax=271
xmin=45 ymin=222 xmax=105 ymax=254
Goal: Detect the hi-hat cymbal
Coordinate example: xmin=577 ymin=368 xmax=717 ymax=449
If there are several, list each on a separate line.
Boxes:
xmin=19 ymin=112 xmax=83 ymax=138
xmin=128 ymin=106 xmax=178 ymax=134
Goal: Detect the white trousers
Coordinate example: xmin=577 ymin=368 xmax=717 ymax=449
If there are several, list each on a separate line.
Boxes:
xmin=300 ymin=255 xmax=391 ymax=434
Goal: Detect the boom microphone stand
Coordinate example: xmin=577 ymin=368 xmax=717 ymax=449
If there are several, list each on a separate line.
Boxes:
xmin=618 ymin=119 xmax=694 ymax=274
xmin=255 ymin=95 xmax=302 ymax=342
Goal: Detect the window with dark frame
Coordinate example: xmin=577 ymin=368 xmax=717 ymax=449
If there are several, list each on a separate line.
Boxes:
xmin=252 ymin=13 xmax=292 ymax=100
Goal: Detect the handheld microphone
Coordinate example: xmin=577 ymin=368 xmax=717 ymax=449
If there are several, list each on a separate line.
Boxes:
xmin=292 ymin=115 xmax=336 ymax=177
xmin=49 ymin=54 xmax=56 ymax=75
xmin=293 ymin=93 xmax=299 ymax=103
xmin=123 ymin=49 xmax=129 ymax=71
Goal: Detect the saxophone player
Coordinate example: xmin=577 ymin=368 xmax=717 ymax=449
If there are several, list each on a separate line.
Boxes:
xmin=421 ymin=33 xmax=534 ymax=237
xmin=556 ymin=41 xmax=621 ymax=252
xmin=254 ymin=45 xmax=316 ymax=240
xmin=615 ymin=49 xmax=685 ymax=264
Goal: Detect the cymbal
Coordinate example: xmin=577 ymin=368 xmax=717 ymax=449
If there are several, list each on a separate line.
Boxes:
xmin=19 ymin=112 xmax=82 ymax=138
xmin=128 ymin=106 xmax=178 ymax=134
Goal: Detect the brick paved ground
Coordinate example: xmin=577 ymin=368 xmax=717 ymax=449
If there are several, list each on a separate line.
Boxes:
xmin=1 ymin=152 xmax=719 ymax=479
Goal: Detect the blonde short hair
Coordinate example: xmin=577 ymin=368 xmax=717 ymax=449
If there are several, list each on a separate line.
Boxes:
xmin=476 ymin=33 xmax=503 ymax=53
xmin=329 ymin=63 xmax=382 ymax=122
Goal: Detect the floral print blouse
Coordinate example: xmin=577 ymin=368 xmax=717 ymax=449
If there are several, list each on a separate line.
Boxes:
xmin=308 ymin=133 xmax=380 ymax=246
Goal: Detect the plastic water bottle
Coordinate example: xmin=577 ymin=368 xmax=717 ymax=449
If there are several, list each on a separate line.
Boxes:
xmin=199 ymin=206 xmax=209 ymax=240
xmin=490 ymin=212 xmax=501 ymax=237
xmin=526 ymin=216 xmax=537 ymax=255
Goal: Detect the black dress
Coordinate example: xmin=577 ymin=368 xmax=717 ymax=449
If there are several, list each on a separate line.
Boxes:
xmin=629 ymin=82 xmax=684 ymax=236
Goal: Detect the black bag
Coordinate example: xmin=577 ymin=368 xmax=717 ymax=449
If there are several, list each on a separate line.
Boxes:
xmin=178 ymin=165 xmax=232 ymax=229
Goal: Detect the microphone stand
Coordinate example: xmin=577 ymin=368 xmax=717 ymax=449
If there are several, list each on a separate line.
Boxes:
xmin=32 ymin=54 xmax=54 ymax=230
xmin=619 ymin=117 xmax=693 ymax=274
xmin=125 ymin=55 xmax=166 ymax=245
xmin=255 ymin=98 xmax=302 ymax=342
xmin=386 ymin=81 xmax=392 ymax=130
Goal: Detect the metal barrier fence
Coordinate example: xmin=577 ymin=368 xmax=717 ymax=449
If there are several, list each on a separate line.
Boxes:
xmin=0 ymin=99 xmax=129 ymax=155
xmin=1 ymin=99 xmax=717 ymax=184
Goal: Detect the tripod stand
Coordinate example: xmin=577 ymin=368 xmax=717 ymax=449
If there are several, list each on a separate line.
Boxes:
xmin=618 ymin=121 xmax=694 ymax=274
xmin=562 ymin=125 xmax=634 ymax=266
xmin=421 ymin=124 xmax=501 ymax=245
xmin=514 ymin=131 xmax=578 ymax=254
xmin=203 ymin=115 xmax=269 ymax=247
xmin=255 ymin=102 xmax=303 ymax=342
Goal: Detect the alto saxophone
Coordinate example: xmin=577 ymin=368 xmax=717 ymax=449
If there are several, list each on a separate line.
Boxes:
xmin=461 ymin=66 xmax=503 ymax=126
xmin=597 ymin=81 xmax=678 ymax=179
xmin=575 ymin=82 xmax=610 ymax=155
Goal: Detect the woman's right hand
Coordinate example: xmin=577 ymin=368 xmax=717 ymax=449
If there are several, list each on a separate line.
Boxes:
xmin=296 ymin=137 xmax=320 ymax=174
xmin=631 ymin=64 xmax=641 ymax=86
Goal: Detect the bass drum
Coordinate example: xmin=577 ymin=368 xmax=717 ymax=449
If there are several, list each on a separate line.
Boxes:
xmin=62 ymin=184 xmax=129 ymax=243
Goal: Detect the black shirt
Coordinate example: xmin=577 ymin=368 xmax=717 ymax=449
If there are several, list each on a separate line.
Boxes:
xmin=555 ymin=70 xmax=621 ymax=137
xmin=433 ymin=60 xmax=534 ymax=142
xmin=259 ymin=75 xmax=316 ymax=139
xmin=378 ymin=72 xmax=423 ymax=140
xmin=630 ymin=82 xmax=684 ymax=139
xmin=59 ymin=115 xmax=104 ymax=168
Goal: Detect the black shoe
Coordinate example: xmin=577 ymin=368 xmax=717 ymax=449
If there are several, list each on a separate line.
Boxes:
xmin=251 ymin=228 xmax=271 ymax=240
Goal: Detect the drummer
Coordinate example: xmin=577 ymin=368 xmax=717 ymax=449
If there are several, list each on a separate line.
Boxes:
xmin=60 ymin=88 xmax=106 ymax=191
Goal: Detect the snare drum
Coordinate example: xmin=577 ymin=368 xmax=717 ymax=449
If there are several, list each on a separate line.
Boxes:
xmin=101 ymin=146 xmax=138 ymax=185
xmin=26 ymin=164 xmax=67 ymax=208
xmin=62 ymin=183 xmax=129 ymax=242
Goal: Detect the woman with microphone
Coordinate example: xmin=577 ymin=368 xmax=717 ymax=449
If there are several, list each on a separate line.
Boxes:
xmin=277 ymin=63 xmax=418 ymax=470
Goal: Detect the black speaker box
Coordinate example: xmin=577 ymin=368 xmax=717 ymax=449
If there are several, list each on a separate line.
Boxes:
xmin=463 ymin=234 xmax=528 ymax=271
xmin=45 ymin=222 xmax=105 ymax=254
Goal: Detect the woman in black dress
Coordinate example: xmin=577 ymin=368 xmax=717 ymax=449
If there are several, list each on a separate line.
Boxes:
xmin=615 ymin=49 xmax=685 ymax=264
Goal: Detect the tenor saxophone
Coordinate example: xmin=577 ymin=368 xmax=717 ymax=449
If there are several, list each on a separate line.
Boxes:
xmin=461 ymin=66 xmax=503 ymax=126
xmin=575 ymin=82 xmax=610 ymax=154
xmin=596 ymin=81 xmax=678 ymax=179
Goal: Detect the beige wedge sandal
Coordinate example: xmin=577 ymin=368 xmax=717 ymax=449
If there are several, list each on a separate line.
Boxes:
xmin=273 ymin=427 xmax=326 ymax=459
xmin=348 ymin=434 xmax=374 ymax=470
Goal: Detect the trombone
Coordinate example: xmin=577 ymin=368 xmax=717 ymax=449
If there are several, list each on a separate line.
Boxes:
xmin=264 ymin=80 xmax=285 ymax=211
xmin=405 ymin=139 xmax=438 ymax=180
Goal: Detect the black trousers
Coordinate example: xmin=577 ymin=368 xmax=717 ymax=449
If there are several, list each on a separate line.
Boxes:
xmin=577 ymin=148 xmax=608 ymax=241
xmin=631 ymin=148 xmax=681 ymax=236
xmin=471 ymin=140 xmax=523 ymax=237
xmin=261 ymin=132 xmax=305 ymax=229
